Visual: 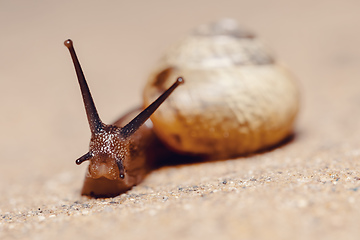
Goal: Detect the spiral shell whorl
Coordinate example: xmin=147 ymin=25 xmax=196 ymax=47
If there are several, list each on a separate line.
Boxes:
xmin=143 ymin=19 xmax=299 ymax=158
xmin=161 ymin=19 xmax=274 ymax=69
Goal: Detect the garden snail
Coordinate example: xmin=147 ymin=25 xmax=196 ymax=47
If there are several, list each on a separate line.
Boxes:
xmin=65 ymin=19 xmax=299 ymax=198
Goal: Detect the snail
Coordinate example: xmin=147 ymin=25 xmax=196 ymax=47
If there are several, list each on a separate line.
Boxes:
xmin=65 ymin=19 xmax=299 ymax=198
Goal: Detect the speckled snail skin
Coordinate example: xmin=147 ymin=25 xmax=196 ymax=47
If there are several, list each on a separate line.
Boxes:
xmin=143 ymin=19 xmax=299 ymax=159
xmin=65 ymin=19 xmax=299 ymax=198
xmin=65 ymin=39 xmax=184 ymax=197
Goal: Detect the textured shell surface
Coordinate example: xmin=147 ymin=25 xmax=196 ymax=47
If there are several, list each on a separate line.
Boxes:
xmin=143 ymin=19 xmax=300 ymax=159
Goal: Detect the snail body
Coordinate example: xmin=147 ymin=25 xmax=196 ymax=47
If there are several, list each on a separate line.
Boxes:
xmin=144 ymin=19 xmax=299 ymax=158
xmin=65 ymin=19 xmax=299 ymax=198
xmin=65 ymin=39 xmax=183 ymax=197
xmin=80 ymin=109 xmax=164 ymax=197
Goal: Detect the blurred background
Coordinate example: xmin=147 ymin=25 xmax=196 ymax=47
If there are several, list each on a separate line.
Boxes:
xmin=1 ymin=0 xmax=360 ymax=202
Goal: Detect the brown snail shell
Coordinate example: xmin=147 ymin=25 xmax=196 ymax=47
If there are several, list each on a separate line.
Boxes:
xmin=143 ymin=19 xmax=300 ymax=159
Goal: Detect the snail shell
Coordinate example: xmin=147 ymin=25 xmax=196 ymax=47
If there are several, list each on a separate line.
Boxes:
xmin=143 ymin=19 xmax=300 ymax=159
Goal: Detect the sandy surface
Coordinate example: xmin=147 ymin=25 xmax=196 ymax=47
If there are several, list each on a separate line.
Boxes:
xmin=1 ymin=1 xmax=360 ymax=239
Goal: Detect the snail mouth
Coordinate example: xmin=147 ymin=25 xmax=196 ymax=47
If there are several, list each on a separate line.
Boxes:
xmin=81 ymin=176 xmax=131 ymax=198
xmin=87 ymin=162 xmax=120 ymax=180
xmin=96 ymin=164 xmax=113 ymax=179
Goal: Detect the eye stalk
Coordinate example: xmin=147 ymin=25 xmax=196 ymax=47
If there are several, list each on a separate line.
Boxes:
xmin=120 ymin=77 xmax=184 ymax=139
xmin=65 ymin=39 xmax=184 ymax=180
xmin=64 ymin=39 xmax=104 ymax=134
xmin=115 ymin=158 xmax=125 ymax=179
xmin=75 ymin=152 xmax=93 ymax=165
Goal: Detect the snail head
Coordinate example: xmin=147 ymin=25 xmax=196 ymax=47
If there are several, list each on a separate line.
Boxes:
xmin=64 ymin=39 xmax=183 ymax=180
